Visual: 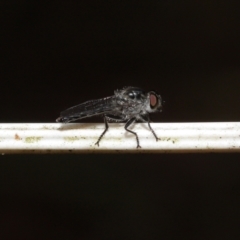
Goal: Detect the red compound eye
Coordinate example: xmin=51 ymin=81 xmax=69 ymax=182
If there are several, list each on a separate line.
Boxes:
xmin=150 ymin=93 xmax=157 ymax=108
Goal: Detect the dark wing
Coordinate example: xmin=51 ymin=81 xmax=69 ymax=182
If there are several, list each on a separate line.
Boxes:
xmin=56 ymin=96 xmax=120 ymax=123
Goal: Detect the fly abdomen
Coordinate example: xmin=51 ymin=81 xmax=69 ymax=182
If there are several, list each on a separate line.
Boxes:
xmin=56 ymin=115 xmax=81 ymax=123
xmin=56 ymin=111 xmax=92 ymax=123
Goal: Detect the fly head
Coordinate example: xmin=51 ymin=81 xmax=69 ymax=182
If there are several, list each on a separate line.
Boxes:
xmin=145 ymin=91 xmax=162 ymax=113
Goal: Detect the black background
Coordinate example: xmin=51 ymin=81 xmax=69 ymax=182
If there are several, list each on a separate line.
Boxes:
xmin=1 ymin=1 xmax=240 ymax=239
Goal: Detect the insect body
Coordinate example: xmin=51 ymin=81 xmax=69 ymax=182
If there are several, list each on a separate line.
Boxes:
xmin=56 ymin=86 xmax=163 ymax=148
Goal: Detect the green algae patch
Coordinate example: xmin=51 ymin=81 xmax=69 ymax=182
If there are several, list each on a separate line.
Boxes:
xmin=25 ymin=137 xmax=42 ymax=143
xmin=64 ymin=136 xmax=80 ymax=142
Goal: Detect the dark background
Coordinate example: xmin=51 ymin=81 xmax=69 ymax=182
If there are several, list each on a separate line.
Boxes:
xmin=1 ymin=1 xmax=240 ymax=239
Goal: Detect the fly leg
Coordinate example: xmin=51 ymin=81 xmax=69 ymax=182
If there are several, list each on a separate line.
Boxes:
xmin=138 ymin=115 xmax=160 ymax=141
xmin=147 ymin=116 xmax=160 ymax=141
xmin=124 ymin=118 xmax=141 ymax=148
xmin=95 ymin=115 xmax=109 ymax=146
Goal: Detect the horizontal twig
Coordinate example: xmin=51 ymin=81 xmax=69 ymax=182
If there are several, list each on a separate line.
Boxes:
xmin=0 ymin=122 xmax=240 ymax=154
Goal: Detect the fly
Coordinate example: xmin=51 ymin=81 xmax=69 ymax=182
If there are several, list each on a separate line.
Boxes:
xmin=56 ymin=86 xmax=163 ymax=148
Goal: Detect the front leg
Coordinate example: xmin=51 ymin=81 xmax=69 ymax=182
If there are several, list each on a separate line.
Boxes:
xmin=138 ymin=115 xmax=160 ymax=141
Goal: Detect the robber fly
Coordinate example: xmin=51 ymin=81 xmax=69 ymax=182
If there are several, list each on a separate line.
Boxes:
xmin=56 ymin=86 xmax=163 ymax=148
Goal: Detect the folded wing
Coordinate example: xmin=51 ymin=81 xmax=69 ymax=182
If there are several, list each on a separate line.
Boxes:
xmin=56 ymin=96 xmax=120 ymax=122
